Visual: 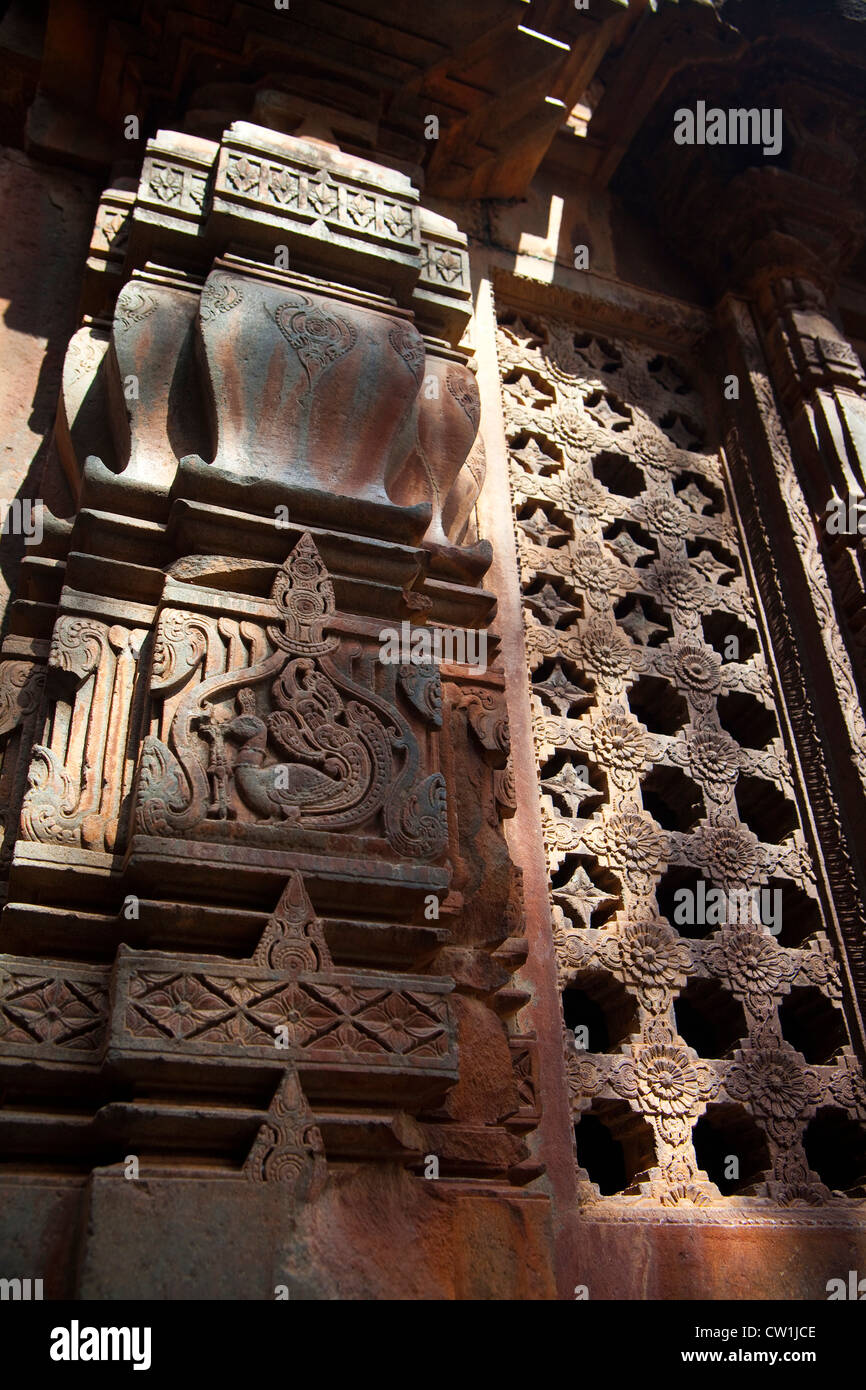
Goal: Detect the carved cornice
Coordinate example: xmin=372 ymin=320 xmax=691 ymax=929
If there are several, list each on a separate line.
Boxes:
xmin=491 ymin=261 xmax=712 ymax=353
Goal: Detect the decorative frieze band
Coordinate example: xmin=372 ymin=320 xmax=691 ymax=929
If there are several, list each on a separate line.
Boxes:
xmin=0 ymin=951 xmax=457 ymax=1075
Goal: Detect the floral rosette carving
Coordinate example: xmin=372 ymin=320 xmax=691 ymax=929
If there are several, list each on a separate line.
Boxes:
xmin=596 ymin=920 xmax=691 ymax=1012
xmin=724 ymin=1045 xmax=821 ymax=1146
xmin=352 ymin=992 xmax=445 ymax=1054
xmin=702 ymin=928 xmax=798 ymax=1014
xmin=383 ymin=203 xmax=413 ymax=239
xmin=267 ymin=168 xmax=300 ymax=206
xmin=654 ymin=640 xmax=721 ymax=711
xmin=610 ymin=1042 xmax=718 ymax=1145
xmin=0 ymin=973 xmax=107 ymax=1049
xmin=641 ymin=493 xmax=691 ymax=543
xmin=552 ymin=403 xmax=597 ymax=452
xmin=346 ymin=190 xmax=374 ymax=226
xmin=669 ymin=727 xmax=740 ymax=800
xmin=567 ymin=539 xmax=624 ymax=611
xmin=565 ymin=470 xmax=613 ymax=522
xmin=630 ymin=421 xmax=681 ymax=469
xmin=581 ymin=810 xmax=668 ymax=895
xmin=686 ymin=820 xmax=761 ymax=887
xmin=499 ymin=309 xmax=866 ymax=1206
xmin=587 ymin=705 xmax=653 ymax=790
xmin=644 ymin=559 xmax=705 ymax=622
xmin=129 ymin=973 xmax=229 ymax=1040
xmin=578 ymin=619 xmax=641 ymax=693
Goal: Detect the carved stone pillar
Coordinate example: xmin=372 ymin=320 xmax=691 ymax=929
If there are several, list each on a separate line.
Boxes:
xmin=693 ymin=92 xmax=866 ymax=718
xmin=0 ymin=123 xmax=554 ymax=1298
xmin=747 ymin=268 xmax=866 ymax=692
xmin=698 ymin=113 xmax=866 ymax=1028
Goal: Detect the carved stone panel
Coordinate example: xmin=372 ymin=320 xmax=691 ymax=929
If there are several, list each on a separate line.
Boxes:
xmin=19 ymin=616 xmax=146 ymax=854
xmin=193 ymin=268 xmax=426 ymax=533
xmin=497 ymin=304 xmax=866 ymax=1209
xmin=131 ymin=533 xmax=449 ymax=904
xmin=0 ymin=118 xmax=544 ymax=1298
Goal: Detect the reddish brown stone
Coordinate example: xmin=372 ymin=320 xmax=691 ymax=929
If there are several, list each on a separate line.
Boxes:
xmin=2 ymin=1 xmax=866 ymax=1305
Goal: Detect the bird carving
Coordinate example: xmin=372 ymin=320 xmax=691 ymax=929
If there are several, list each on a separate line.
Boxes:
xmin=223 ymin=687 xmax=345 ymax=821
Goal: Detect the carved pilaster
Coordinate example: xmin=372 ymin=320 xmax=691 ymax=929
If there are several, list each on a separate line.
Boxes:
xmin=0 ymin=123 xmax=537 ymax=1240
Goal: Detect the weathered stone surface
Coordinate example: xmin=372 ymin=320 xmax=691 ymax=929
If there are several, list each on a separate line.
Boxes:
xmin=0 ymin=105 xmax=543 ymax=1303
xmin=569 ymin=1216 xmax=866 ymax=1301
xmin=2 ymin=0 xmax=866 ymax=1305
xmin=70 ymin=1168 xmax=556 ymax=1300
xmin=0 ymin=147 xmax=94 ymax=628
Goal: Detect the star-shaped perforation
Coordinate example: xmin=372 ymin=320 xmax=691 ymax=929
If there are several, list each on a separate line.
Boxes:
xmin=648 ymin=356 xmax=692 ymax=396
xmin=533 ymin=661 xmax=593 ymax=716
xmin=573 ymin=333 xmax=623 ymax=375
xmin=519 ymin=507 xmax=569 ymax=547
xmin=662 ymin=413 xmax=703 ymax=450
xmin=689 ymin=548 xmax=736 ymax=585
xmin=525 ymin=584 xmax=580 ymax=627
xmin=499 ymin=314 xmax=548 ymax=351
xmin=676 ymin=481 xmax=714 ymax=515
xmin=510 ymin=437 xmax=561 ymax=475
xmin=541 ymin=762 xmax=602 ymax=815
xmin=585 ymin=391 xmax=632 ymax=432
xmin=504 ymin=373 xmax=554 ymax=411
xmin=606 ymin=530 xmax=655 ymax=568
xmin=619 ymin=600 xmax=667 ymax=645
xmin=552 ymin=863 xmax=619 ymax=928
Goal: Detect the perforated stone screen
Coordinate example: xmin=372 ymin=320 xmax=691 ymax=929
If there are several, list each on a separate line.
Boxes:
xmin=497 ymin=305 xmax=866 ymax=1209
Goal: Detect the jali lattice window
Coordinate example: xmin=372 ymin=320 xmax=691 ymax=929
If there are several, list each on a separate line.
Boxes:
xmin=497 ymin=306 xmax=866 ymax=1209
